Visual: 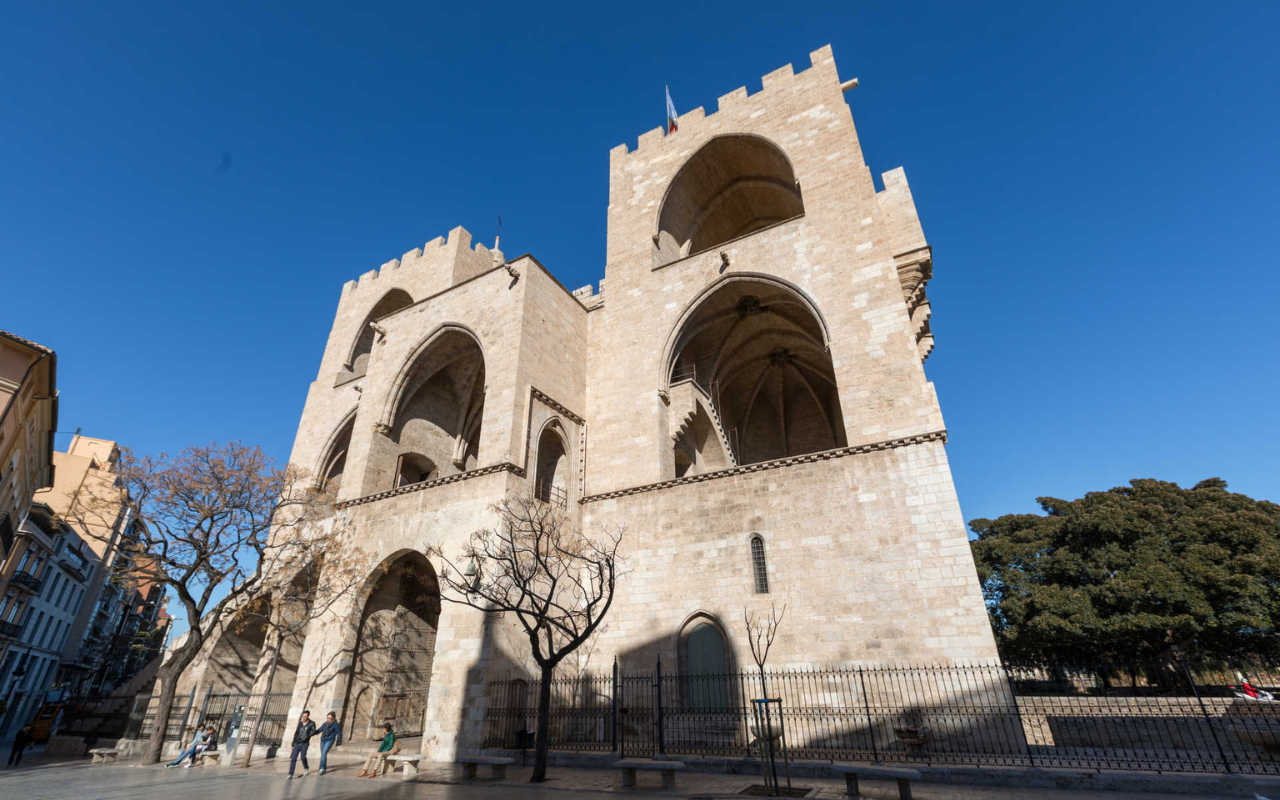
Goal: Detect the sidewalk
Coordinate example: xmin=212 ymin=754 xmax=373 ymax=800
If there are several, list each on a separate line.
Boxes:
xmin=0 ymin=752 xmax=1273 ymax=800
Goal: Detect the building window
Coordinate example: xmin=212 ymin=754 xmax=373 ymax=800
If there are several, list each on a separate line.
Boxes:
xmin=750 ymin=536 xmax=769 ymax=594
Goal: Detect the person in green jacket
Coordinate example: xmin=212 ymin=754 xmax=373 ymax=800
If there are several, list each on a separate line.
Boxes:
xmin=357 ymin=723 xmax=397 ymax=778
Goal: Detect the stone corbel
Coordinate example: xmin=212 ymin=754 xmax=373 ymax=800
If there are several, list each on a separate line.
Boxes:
xmin=371 ymin=422 xmax=392 ymax=437
xmin=893 ymin=246 xmax=933 ymax=302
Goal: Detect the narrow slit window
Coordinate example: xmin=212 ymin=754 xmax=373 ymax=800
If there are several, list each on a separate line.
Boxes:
xmin=750 ymin=536 xmax=769 ymax=594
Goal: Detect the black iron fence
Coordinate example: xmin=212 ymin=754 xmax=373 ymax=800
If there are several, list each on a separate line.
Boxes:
xmin=131 ymin=690 xmax=293 ymax=750
xmin=483 ymin=658 xmax=1280 ymax=775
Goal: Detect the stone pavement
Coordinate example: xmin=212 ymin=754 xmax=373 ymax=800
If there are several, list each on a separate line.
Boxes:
xmin=0 ymin=752 xmax=1268 ymax=800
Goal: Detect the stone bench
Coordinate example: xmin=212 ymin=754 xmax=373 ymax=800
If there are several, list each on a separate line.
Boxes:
xmin=457 ymin=755 xmax=515 ymax=779
xmin=613 ymin=759 xmax=686 ymax=790
xmin=386 ymin=754 xmax=423 ymax=781
xmin=89 ymin=748 xmax=120 ymax=765
xmin=831 ymin=764 xmax=922 ymax=799
xmin=199 ymin=750 xmax=223 ymax=767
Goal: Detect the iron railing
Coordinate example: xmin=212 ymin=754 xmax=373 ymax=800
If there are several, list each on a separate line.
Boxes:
xmin=534 ymin=480 xmax=568 ymax=508
xmin=0 ymin=620 xmax=21 ymax=638
xmin=483 ymin=658 xmax=1280 ymax=775
xmin=377 ymin=691 xmax=431 ymax=737
xmin=134 ymin=691 xmax=292 ymax=749
xmin=10 ymin=570 xmax=42 ymax=593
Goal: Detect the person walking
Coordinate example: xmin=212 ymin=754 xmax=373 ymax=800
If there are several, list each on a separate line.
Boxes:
xmin=286 ymin=710 xmax=318 ymax=779
xmin=316 ymin=712 xmax=342 ymax=775
xmin=7 ymin=724 xmax=34 ymax=767
xmin=356 ymin=723 xmax=398 ymax=778
xmin=165 ymin=725 xmax=208 ymax=768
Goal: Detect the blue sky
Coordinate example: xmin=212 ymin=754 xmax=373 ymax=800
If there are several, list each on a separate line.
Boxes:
xmin=4 ymin=0 xmax=1278 ymax=620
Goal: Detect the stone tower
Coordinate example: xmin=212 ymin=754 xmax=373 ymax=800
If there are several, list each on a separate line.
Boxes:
xmin=182 ymin=44 xmax=997 ymax=761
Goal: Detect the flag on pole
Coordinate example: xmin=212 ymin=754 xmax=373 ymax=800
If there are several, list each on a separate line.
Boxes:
xmin=666 ymin=86 xmax=679 ymax=134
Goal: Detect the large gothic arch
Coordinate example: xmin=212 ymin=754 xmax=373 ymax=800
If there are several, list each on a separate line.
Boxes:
xmin=663 ymin=275 xmax=844 ymax=466
xmin=342 ymin=549 xmax=442 ymax=740
xmin=654 ymin=134 xmax=804 ymax=266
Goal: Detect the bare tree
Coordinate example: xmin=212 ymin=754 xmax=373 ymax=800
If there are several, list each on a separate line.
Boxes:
xmin=72 ymin=443 xmax=339 ymax=765
xmin=743 ymin=602 xmax=787 ymax=698
xmin=233 ymin=522 xmax=374 ymax=767
xmin=430 ymin=495 xmax=624 ymax=783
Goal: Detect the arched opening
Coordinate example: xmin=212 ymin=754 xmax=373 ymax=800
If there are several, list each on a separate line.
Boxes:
xmin=683 ymin=621 xmax=730 ymax=711
xmin=533 ymin=422 xmax=570 ymax=506
xmin=668 ymin=278 xmax=845 ymax=466
xmin=750 ymin=536 xmax=769 ymax=594
xmin=344 ymin=551 xmax=441 ymax=740
xmin=318 ymin=415 xmax=355 ymax=491
xmin=369 ymin=329 xmax=485 ymax=492
xmin=338 ymin=289 xmax=414 ymax=384
xmin=395 ymin=453 xmax=437 ymax=487
xmin=655 ymin=135 xmax=804 ymax=266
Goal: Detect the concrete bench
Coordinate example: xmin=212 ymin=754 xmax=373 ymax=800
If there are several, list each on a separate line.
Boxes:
xmin=831 ymin=764 xmax=922 ymax=799
xmin=199 ymin=750 xmax=222 ymax=767
xmin=457 ymin=755 xmax=514 ymax=779
xmin=613 ymin=759 xmax=686 ymax=790
xmin=386 ymin=754 xmax=422 ymax=781
xmin=89 ymin=748 xmax=120 ymax=765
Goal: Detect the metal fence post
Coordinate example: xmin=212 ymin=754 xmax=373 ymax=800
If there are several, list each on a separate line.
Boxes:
xmin=857 ymin=667 xmax=878 ymax=764
xmin=1002 ymin=665 xmax=1037 ymax=768
xmin=612 ymin=657 xmax=621 ymax=758
xmin=1181 ymin=654 xmax=1234 ymax=774
xmin=177 ymin=686 xmax=197 ymax=743
xmin=655 ymin=656 xmax=665 ymax=757
xmin=197 ymin=686 xmax=214 ymax=728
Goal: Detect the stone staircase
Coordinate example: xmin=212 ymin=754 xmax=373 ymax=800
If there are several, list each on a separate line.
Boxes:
xmin=668 ymin=380 xmax=738 ymax=467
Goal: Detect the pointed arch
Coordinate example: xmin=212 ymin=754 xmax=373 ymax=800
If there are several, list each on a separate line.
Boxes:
xmin=364 ymin=324 xmax=486 ymax=492
xmin=662 ymin=275 xmax=844 ymax=466
xmin=533 ymin=418 xmax=572 ymax=506
xmin=338 ymin=288 xmax=414 ymax=385
xmin=655 ymin=134 xmax=804 ymax=266
xmin=315 ymin=409 xmax=357 ymax=490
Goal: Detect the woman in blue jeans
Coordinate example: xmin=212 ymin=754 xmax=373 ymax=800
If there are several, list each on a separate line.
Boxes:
xmin=316 ymin=712 xmax=342 ymax=775
xmin=165 ymin=725 xmax=209 ymax=768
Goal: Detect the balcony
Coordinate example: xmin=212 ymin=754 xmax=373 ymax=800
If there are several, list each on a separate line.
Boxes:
xmin=0 ymin=620 xmax=21 ymax=638
xmin=9 ymin=570 xmax=43 ymax=594
xmin=534 ymin=480 xmax=568 ymax=509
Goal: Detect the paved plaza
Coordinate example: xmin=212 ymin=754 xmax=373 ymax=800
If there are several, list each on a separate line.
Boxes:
xmin=0 ymin=748 xmax=1270 ymax=800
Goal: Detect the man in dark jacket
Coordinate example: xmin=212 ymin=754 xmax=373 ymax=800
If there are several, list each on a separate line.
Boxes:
xmin=8 ymin=724 xmax=34 ymax=767
xmin=316 ymin=712 xmax=342 ymax=775
xmin=287 ymin=710 xmax=318 ymax=779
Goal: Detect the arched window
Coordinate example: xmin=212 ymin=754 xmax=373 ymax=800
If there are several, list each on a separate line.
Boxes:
xmin=533 ymin=422 xmax=570 ymax=507
xmin=750 ymin=536 xmax=769 ymax=594
xmin=667 ymin=278 xmax=845 ymax=466
xmin=655 ymin=135 xmax=803 ymax=266
xmin=339 ymin=289 xmax=414 ymax=385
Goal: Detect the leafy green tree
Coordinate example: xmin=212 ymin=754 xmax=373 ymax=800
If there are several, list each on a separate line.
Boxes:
xmin=970 ymin=478 xmax=1280 ymax=665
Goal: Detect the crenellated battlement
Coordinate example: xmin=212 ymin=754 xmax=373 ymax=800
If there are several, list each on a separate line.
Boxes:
xmin=610 ymin=44 xmax=841 ymax=162
xmin=339 ymin=225 xmax=502 ymax=301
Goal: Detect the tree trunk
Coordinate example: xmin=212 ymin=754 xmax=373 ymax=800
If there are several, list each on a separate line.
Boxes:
xmin=240 ymin=631 xmax=282 ymax=769
xmin=144 ymin=665 xmax=181 ymax=765
xmin=531 ymin=662 xmax=554 ymax=783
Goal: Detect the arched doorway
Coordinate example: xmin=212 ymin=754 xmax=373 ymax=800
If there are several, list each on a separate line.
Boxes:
xmin=345 ymin=552 xmax=441 ymax=739
xmin=667 ymin=278 xmax=845 ymax=467
xmin=684 ymin=622 xmax=729 ymax=711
